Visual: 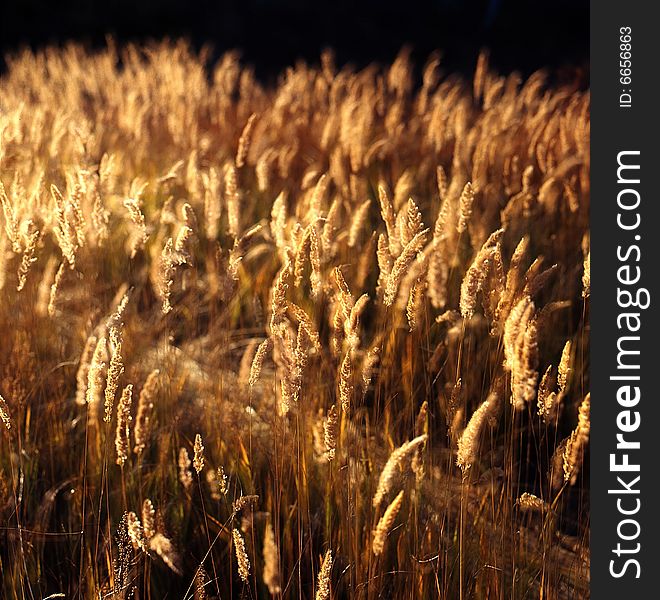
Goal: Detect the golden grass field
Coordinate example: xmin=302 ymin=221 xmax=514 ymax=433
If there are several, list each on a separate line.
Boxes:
xmin=0 ymin=41 xmax=589 ymax=599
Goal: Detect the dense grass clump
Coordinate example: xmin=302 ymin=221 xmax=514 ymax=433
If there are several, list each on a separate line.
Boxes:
xmin=0 ymin=41 xmax=589 ymax=599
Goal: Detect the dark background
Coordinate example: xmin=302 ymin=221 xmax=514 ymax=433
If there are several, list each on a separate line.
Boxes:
xmin=0 ymin=0 xmax=588 ymax=79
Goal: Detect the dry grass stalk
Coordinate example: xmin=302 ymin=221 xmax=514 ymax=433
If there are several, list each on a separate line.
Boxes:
xmin=563 ymin=393 xmax=590 ymax=484
xmin=193 ymin=433 xmax=205 ymax=474
xmin=149 ymin=533 xmax=183 ymax=575
xmin=249 ymin=338 xmax=272 ymax=390
xmin=134 ymin=369 xmax=159 ymax=455
xmin=225 ymin=165 xmax=240 ymax=238
xmin=323 ymin=404 xmax=338 ymax=461
xmin=178 ymin=447 xmax=193 ymax=490
xmin=104 ymin=328 xmax=124 ymax=423
xmin=315 ymin=550 xmax=333 ymax=600
xmin=383 ymin=229 xmax=428 ymax=306
xmin=232 ymin=528 xmax=251 ymax=583
xmin=558 ymin=340 xmax=572 ymax=393
xmin=236 ymin=113 xmax=257 ymax=168
xmin=373 ymin=490 xmax=405 ymax=555
xmin=115 ymin=384 xmax=133 ymax=466
xmin=142 ymin=499 xmax=156 ymax=540
xmin=86 ymin=336 xmax=107 ymax=405
xmin=47 ymin=262 xmax=65 ymax=317
xmin=0 ymin=394 xmax=12 ymax=430
xmin=16 ymin=225 xmax=39 ymax=291
xmin=456 ymin=397 xmax=497 ymax=474
xmin=338 ymin=351 xmax=353 ymax=413
xmin=373 ymin=435 xmax=427 ymax=508
xmin=457 ymin=182 xmax=474 ymax=233
xmin=127 ymin=511 xmax=148 ymax=552
xmin=503 ymin=296 xmax=539 ymax=410
xmin=518 ymin=492 xmax=547 ymax=511
xmin=263 ymin=521 xmax=281 ymax=594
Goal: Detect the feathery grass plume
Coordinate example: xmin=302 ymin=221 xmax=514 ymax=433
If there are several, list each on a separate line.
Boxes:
xmin=323 ymin=404 xmax=338 ymax=461
xmin=270 ymin=191 xmax=288 ymax=258
xmin=294 ymin=226 xmax=311 ymax=287
xmin=104 ymin=327 xmax=124 ymax=423
xmin=457 ymin=182 xmax=474 ymax=233
xmin=383 ymin=229 xmax=428 ymax=306
xmin=345 ymin=293 xmax=369 ymax=351
xmin=76 ymin=333 xmax=98 ymax=405
xmin=225 ymin=164 xmax=240 ymax=238
xmin=459 ymin=228 xmax=503 ymax=319
xmin=142 ymin=499 xmax=156 ymax=540
xmin=563 ymin=393 xmax=590 ymax=484
xmin=362 ymin=344 xmax=380 ymax=391
xmin=558 ymin=340 xmax=572 ymax=393
xmin=0 ymin=181 xmax=20 ymax=252
xmin=315 ymin=550 xmax=333 ymax=600
xmin=193 ymin=433 xmax=205 ymax=474
xmin=115 ymin=384 xmax=133 ymax=466
xmin=518 ymin=492 xmax=547 ymax=512
xmin=236 ymin=113 xmax=257 ymax=168
xmin=503 ymin=296 xmax=539 ymax=410
xmin=123 ymin=196 xmax=148 ymax=258
xmin=134 ymin=369 xmax=158 ymax=455
xmin=256 ymin=149 xmax=273 ymax=192
xmin=582 ymin=233 xmax=590 ymax=298
xmin=16 ymin=224 xmax=39 ymax=291
xmin=321 ymin=196 xmax=341 ymax=256
xmin=249 ymin=338 xmax=272 ymax=391
xmin=373 ymin=435 xmax=428 ymax=508
xmin=536 ymin=365 xmax=556 ymax=421
xmin=523 ymin=262 xmax=558 ymax=298
xmin=373 ymin=490 xmax=405 ymax=555
xmin=50 ymin=183 xmax=80 ymax=267
xmin=126 ymin=511 xmax=148 ymax=551
xmin=47 ymin=262 xmax=65 ymax=317
xmin=215 ymin=466 xmax=229 ymax=496
xmin=308 ymin=224 xmax=322 ymax=298
xmin=406 ymin=271 xmax=427 ymax=332
xmin=309 ymin=173 xmax=329 ymax=219
xmin=456 ymin=397 xmax=497 ymax=474
xmin=494 ymin=236 xmax=529 ymax=329
xmin=149 ymin=533 xmax=183 ymax=575
xmin=202 ymin=166 xmax=222 ymax=239
xmin=107 ymin=291 xmax=130 ymax=330
xmin=400 ymin=197 xmax=424 ymax=246
xmin=447 ymin=378 xmax=463 ymax=432
xmin=174 ymin=225 xmax=194 ymax=266
xmin=86 ymin=336 xmax=107 ymax=405
xmin=232 ymin=528 xmax=251 ymax=583
xmin=269 ymin=259 xmax=292 ymax=332
xmin=263 ymin=521 xmax=281 ymax=594
xmin=473 ymin=50 xmax=488 ymax=102
xmin=411 ymin=401 xmax=428 ymax=479
xmin=194 ymin=567 xmax=210 ymax=600
xmin=178 ymin=447 xmax=193 ymax=490
xmin=158 ymin=238 xmax=176 ymax=314
xmin=435 ymin=309 xmax=461 ymax=327
xmin=288 ymin=302 xmax=321 ymax=350
xmin=113 ymin=514 xmax=132 ymax=593
xmin=0 ymin=394 xmax=12 ymax=430
xmin=378 ymin=185 xmax=400 ymax=257
xmin=338 ymin=351 xmax=353 ymax=413
xmin=238 ymin=338 xmax=260 ymax=389
xmin=376 ymin=233 xmax=393 ymax=299
xmin=428 ymin=177 xmax=453 ymax=308
xmin=348 ymin=199 xmax=371 ymax=247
